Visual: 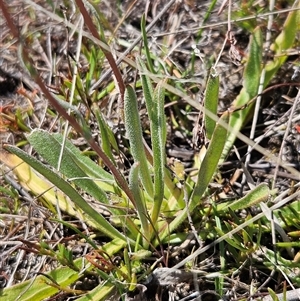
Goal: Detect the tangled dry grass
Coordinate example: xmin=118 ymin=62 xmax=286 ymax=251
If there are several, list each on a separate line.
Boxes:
xmin=1 ymin=0 xmax=300 ymax=300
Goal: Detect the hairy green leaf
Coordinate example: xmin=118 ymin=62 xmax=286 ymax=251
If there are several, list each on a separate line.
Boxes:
xmin=124 ymin=85 xmax=153 ymax=197
xmin=4 ymin=145 xmax=130 ymax=243
xmin=204 ymin=71 xmax=219 ymax=139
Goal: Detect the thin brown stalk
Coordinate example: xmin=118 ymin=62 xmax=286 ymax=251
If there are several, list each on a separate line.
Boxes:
xmin=74 ymin=0 xmax=126 ymax=106
xmin=0 ymin=0 xmax=136 ymax=207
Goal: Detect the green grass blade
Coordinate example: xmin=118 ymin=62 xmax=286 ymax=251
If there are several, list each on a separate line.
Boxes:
xmin=266 ymin=288 xmax=280 ymax=301
xmin=124 ymin=85 xmax=153 ymax=197
xmin=141 ymin=14 xmax=155 ymax=73
xmin=94 ymin=106 xmax=118 ymax=164
xmin=84 ymin=46 xmax=97 ymax=92
xmin=52 ymin=218 xmax=98 ymax=249
xmin=215 ymin=225 xmax=249 ymax=252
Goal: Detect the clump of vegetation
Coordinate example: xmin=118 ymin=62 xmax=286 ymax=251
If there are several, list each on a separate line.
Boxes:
xmin=0 ymin=0 xmax=300 ymax=300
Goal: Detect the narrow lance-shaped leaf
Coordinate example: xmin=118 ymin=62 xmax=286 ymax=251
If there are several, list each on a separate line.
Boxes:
xmin=230 ymin=183 xmax=269 ymax=211
xmin=52 ymin=133 xmax=115 ymax=191
xmin=0 ymin=258 xmax=89 ymax=301
xmin=157 ymin=112 xmax=229 ymax=244
xmin=129 ymin=163 xmax=150 ymax=248
xmin=150 ymin=82 xmax=166 ymax=226
xmin=138 ymin=57 xmax=180 ymax=198
xmin=124 ymin=85 xmax=154 ymax=197
xmin=73 ymin=282 xmax=116 ymax=301
xmin=215 ymin=224 xmax=249 ymax=252
xmin=0 ymin=152 xmax=82 ymax=220
xmin=85 ymin=46 xmax=97 ymax=91
xmin=4 ymin=145 xmax=134 ymax=245
xmin=27 ymin=129 xmax=109 ymax=205
xmin=138 ymin=57 xmax=166 ymax=226
xmin=94 ymin=105 xmax=118 ymax=164
xmin=190 ymin=111 xmax=229 ymax=210
xmin=266 ymin=2 xmax=300 ymax=83
xmin=138 ymin=57 xmax=154 ymax=113
xmin=221 ymin=27 xmax=262 ymax=160
xmin=204 ymin=70 xmax=219 ymax=139
xmin=51 ymin=133 xmax=139 ymax=238
xmin=244 ymin=27 xmax=262 ymax=96
xmin=216 ymin=183 xmax=270 ymax=212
